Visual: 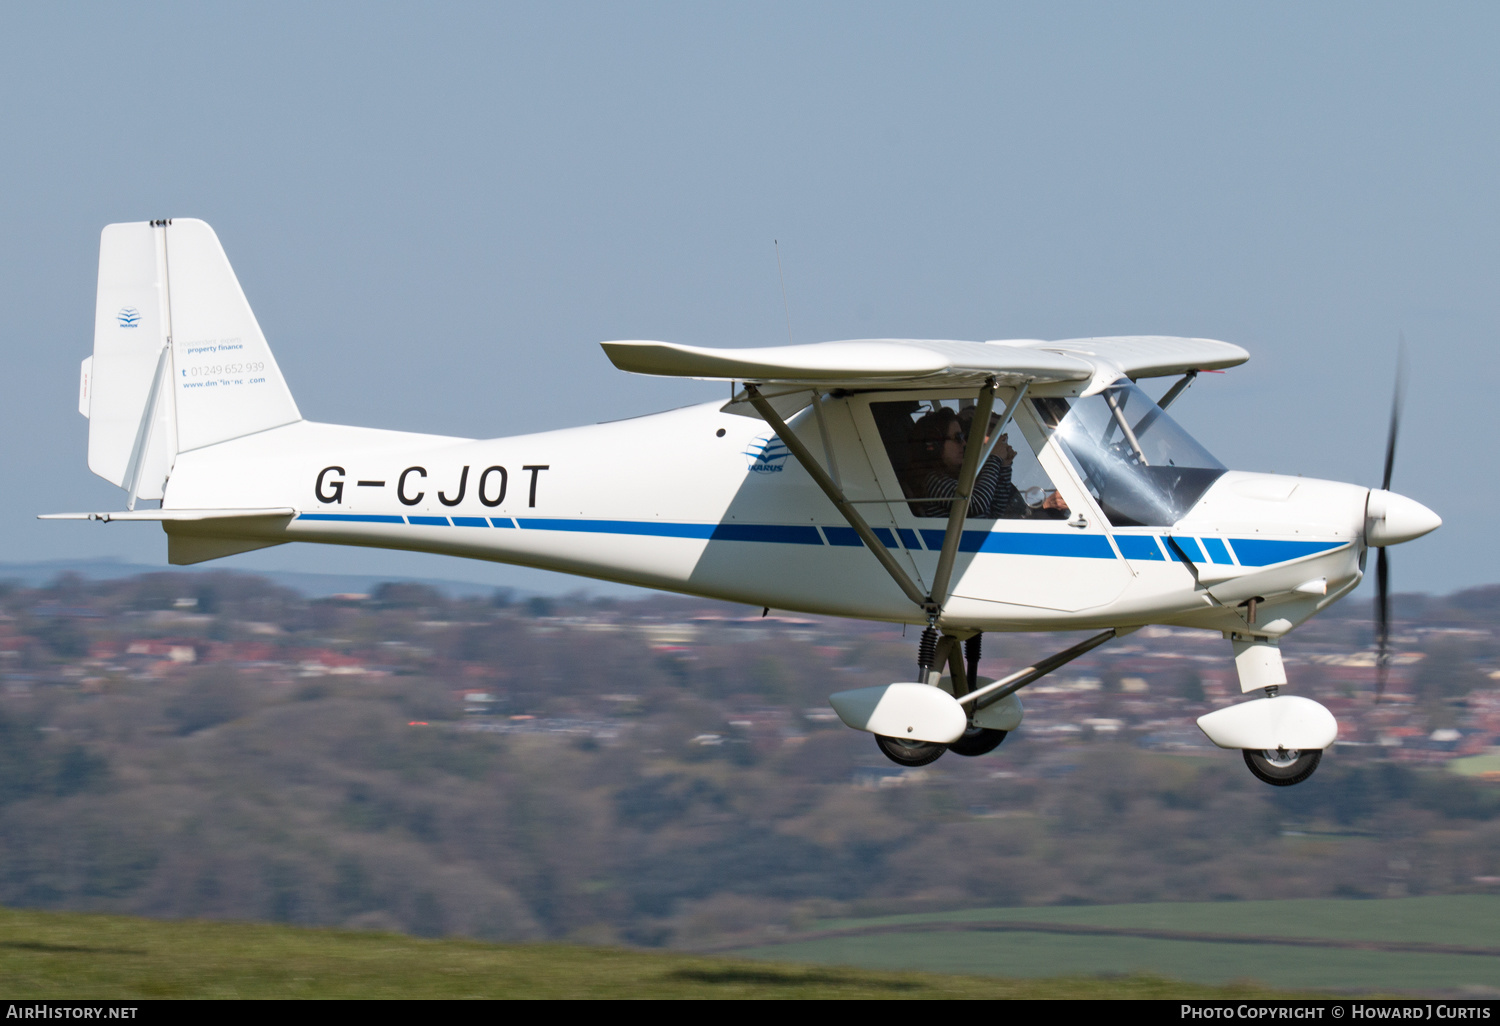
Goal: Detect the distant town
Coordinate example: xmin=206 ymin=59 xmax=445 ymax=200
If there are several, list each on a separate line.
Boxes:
xmin=0 ymin=569 xmax=1495 ymax=945
xmin=13 ymin=572 xmax=1497 ymax=771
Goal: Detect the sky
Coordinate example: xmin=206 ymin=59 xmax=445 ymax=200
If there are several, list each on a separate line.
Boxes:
xmin=0 ymin=2 xmax=1494 ymax=598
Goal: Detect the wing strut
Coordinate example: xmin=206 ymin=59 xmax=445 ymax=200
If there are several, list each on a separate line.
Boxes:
xmin=959 ymin=628 xmax=1126 ymax=708
xmin=744 ymin=384 xmax=931 ymax=611
xmin=1156 ymin=369 xmax=1197 ymax=411
xmin=928 ymin=378 xmax=1029 ymax=610
xmin=927 ymin=380 xmax=996 ymax=608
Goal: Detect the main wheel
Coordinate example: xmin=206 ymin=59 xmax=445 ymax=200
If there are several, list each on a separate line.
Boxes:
xmin=875 ymin=735 xmax=947 ymax=767
xmin=947 ymin=726 xmax=1007 ymax=757
xmin=1243 ymin=747 xmax=1322 ymax=786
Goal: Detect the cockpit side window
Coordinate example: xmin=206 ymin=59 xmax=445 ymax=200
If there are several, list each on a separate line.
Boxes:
xmin=870 ymin=398 xmax=1071 ymax=520
xmin=1034 ymin=380 xmax=1225 ymax=527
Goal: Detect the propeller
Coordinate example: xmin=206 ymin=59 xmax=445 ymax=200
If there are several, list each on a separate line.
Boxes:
xmin=1374 ymin=341 xmax=1407 ymax=702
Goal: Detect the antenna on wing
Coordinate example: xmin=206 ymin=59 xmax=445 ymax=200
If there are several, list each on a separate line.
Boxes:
xmin=775 ymin=240 xmax=793 ymax=345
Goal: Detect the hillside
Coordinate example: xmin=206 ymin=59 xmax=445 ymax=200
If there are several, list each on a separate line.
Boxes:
xmin=0 ymin=906 xmax=1294 ymax=999
xmin=733 ymin=896 xmax=1500 ymax=994
xmin=0 ymin=570 xmax=1496 ymax=949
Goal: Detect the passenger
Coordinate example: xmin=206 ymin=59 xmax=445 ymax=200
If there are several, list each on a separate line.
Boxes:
xmin=909 ymin=408 xmax=1011 ymax=518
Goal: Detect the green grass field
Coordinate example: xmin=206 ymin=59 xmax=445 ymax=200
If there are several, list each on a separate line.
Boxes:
xmin=1451 ymin=753 xmax=1500 ymax=777
xmin=0 ymin=906 xmax=1297 ymax=999
xmin=733 ymin=896 xmax=1500 ymax=994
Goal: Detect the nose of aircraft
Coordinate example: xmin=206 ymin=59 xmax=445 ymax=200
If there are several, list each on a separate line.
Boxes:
xmin=1365 ymin=489 xmax=1442 ymax=547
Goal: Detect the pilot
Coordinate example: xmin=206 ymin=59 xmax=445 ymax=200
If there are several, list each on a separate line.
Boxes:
xmin=960 ymin=408 xmax=1068 ymax=522
xmin=957 ymin=405 xmax=1068 ymax=519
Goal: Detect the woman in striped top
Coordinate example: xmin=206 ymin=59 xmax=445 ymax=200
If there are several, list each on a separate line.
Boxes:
xmin=909 ymin=408 xmax=1014 ymax=519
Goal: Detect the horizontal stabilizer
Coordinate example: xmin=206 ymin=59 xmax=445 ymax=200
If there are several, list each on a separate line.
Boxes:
xmin=39 ymin=508 xmax=295 ymax=522
xmin=166 ymin=533 xmax=285 ymax=566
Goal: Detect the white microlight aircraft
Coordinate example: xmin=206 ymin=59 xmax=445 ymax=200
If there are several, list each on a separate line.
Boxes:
xmin=49 ymin=220 xmax=1442 ymax=785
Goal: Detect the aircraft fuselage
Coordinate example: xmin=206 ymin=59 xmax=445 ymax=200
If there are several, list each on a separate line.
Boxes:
xmin=161 ymin=394 xmax=1367 ymax=640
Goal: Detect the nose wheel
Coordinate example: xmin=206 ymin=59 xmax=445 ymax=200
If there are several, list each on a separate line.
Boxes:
xmin=1243 ymin=747 xmax=1322 ymax=786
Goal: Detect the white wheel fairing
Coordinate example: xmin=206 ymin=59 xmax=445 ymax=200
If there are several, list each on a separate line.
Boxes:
xmin=828 ymin=683 xmax=967 ymax=744
xmin=1196 ymin=695 xmax=1338 ymax=751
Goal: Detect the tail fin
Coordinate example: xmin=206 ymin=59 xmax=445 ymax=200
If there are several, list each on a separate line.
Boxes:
xmin=82 ymin=219 xmax=301 ymax=505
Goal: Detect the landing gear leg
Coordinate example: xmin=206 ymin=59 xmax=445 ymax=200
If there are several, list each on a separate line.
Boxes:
xmin=865 ymin=628 xmax=1122 ymax=767
xmin=873 ymin=623 xmax=950 ymax=767
xmin=916 ymin=623 xmax=940 ymax=685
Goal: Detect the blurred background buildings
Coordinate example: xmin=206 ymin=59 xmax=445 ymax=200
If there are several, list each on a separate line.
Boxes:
xmin=1 ymin=567 xmax=1496 ymax=949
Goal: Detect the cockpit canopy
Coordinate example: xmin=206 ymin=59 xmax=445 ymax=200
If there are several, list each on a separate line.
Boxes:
xmin=1034 ymin=380 xmax=1225 ymax=528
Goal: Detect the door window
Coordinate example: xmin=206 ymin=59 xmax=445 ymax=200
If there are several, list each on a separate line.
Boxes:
xmin=869 ymin=398 xmax=1071 ymax=520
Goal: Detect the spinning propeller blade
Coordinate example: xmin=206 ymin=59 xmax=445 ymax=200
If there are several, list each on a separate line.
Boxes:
xmin=1374 ymin=340 xmax=1407 ymax=703
xmin=1382 ymin=341 xmax=1405 ymax=494
xmin=1375 ymin=546 xmax=1390 ymax=702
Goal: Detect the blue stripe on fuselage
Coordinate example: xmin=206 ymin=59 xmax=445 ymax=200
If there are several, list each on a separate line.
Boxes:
xmin=1200 ymin=536 xmax=1232 ymax=564
xmin=1229 ymin=538 xmax=1345 ymax=566
xmin=294 ymin=513 xmax=1337 ymax=565
xmin=823 ymin=526 xmax=900 ymax=548
xmin=512 ymin=519 xmax=817 ymax=545
xmin=1113 ymin=535 xmax=1165 ymax=561
xmin=709 ymin=523 xmax=823 ymax=545
xmin=514 ymin=518 xmax=715 ymax=539
xmin=919 ymin=528 xmax=1117 ymax=559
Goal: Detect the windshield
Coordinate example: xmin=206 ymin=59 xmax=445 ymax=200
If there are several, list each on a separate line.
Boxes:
xmin=1033 ymin=380 xmax=1225 ymax=528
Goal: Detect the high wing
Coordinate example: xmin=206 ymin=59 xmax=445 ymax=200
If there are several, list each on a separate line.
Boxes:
xmin=1011 ymin=335 xmax=1249 ymax=381
xmin=601 ymin=338 xmax=1092 ymax=390
xmin=601 ymin=335 xmax=1248 ymax=394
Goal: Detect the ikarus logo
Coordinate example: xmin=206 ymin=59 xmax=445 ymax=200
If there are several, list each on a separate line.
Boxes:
xmin=117 ymin=307 xmax=141 ymax=329
xmin=744 ymin=436 xmax=790 ymax=474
